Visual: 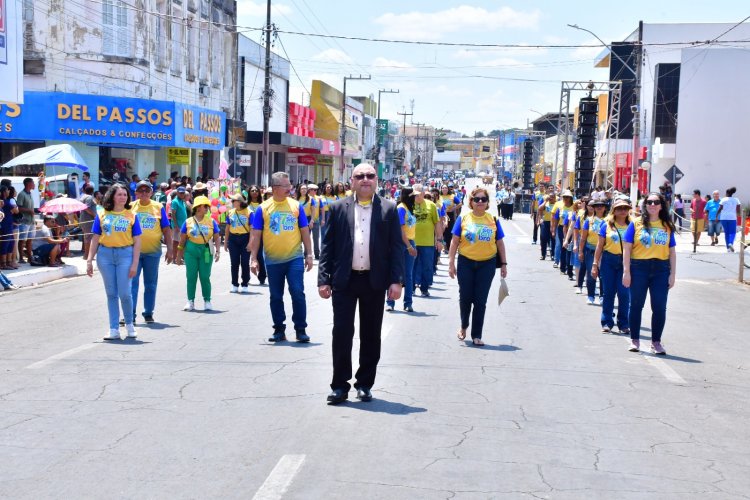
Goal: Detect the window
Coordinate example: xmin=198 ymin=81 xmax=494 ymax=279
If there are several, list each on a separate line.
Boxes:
xmin=170 ymin=6 xmax=182 ymax=73
xmin=199 ymin=19 xmax=209 ymax=81
xmin=223 ymin=30 xmax=234 ymax=91
xmin=103 ymin=0 xmax=130 ymax=57
xmin=187 ymin=15 xmax=197 ymax=79
xmin=154 ymin=0 xmax=167 ymax=68
xmin=23 ymin=0 xmax=34 ymax=51
xmin=210 ymin=9 xmax=222 ymax=85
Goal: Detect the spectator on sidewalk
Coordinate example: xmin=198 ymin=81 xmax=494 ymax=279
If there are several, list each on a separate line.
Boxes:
xmin=79 ymin=184 xmax=98 ymax=258
xmin=690 ymin=189 xmax=707 ymax=246
xmin=16 ymin=178 xmax=36 ymax=264
xmin=705 ymin=190 xmax=722 ymax=246
xmin=170 ymin=186 xmax=190 ymax=256
xmin=716 ymin=187 xmax=742 ymax=253
xmin=32 ymin=216 xmax=66 ymax=267
xmin=0 ymin=185 xmax=19 ymax=270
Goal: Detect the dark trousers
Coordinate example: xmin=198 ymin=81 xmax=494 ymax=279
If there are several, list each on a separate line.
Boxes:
xmin=331 ymin=272 xmax=386 ymax=391
xmin=457 ymin=255 xmax=495 ymax=339
xmin=629 ymin=259 xmax=670 ymax=343
xmin=503 ymin=203 xmax=514 ymax=220
xmin=443 ymin=213 xmax=456 ymax=252
xmin=256 ymin=238 xmax=267 ymax=284
xmin=600 ymin=251 xmax=630 ymax=329
xmin=532 ymin=217 xmax=539 ymax=243
xmin=311 ymin=222 xmax=321 ymax=259
xmin=540 ymin=221 xmax=552 ymax=259
xmin=557 ymin=226 xmax=569 ymax=273
xmin=228 ymin=232 xmax=250 ymax=287
xmin=583 ymin=246 xmax=602 ymax=298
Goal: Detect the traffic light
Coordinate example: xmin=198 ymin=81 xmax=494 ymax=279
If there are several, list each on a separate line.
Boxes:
xmin=522 ymin=139 xmax=533 ymax=189
xmin=575 ymin=96 xmax=598 ymax=197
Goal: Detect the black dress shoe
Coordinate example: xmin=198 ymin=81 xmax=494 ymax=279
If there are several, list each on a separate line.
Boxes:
xmin=356 ymin=387 xmax=372 ymax=402
xmin=295 ymin=331 xmax=310 ymax=343
xmin=327 ymin=389 xmax=348 ymax=405
xmin=268 ymin=332 xmax=286 ymax=342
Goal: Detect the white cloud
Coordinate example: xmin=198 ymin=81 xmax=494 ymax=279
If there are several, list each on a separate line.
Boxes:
xmin=311 ymin=49 xmax=354 ymax=65
xmin=371 ymin=57 xmax=415 ymax=73
xmin=374 ymin=6 xmax=541 ymax=41
xmin=451 ymin=44 xmax=549 ymax=61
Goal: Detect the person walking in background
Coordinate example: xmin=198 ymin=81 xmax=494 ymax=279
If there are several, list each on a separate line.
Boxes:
xmin=538 ymin=192 xmax=556 ymax=260
xmin=250 ymin=172 xmax=314 ymax=343
xmin=307 ymin=184 xmax=322 ymax=259
xmin=247 ymin=185 xmax=266 ymax=285
xmin=130 ymin=180 xmax=172 ymax=324
xmin=690 ymin=189 xmax=707 ymax=246
xmin=448 ymin=186 xmax=508 ymax=346
xmin=224 ymin=193 xmax=252 ymax=293
xmin=175 ymin=195 xmax=221 ymax=312
xmin=622 ymin=192 xmax=676 ymax=355
xmin=86 ymin=184 xmax=142 ymax=340
xmin=715 ymin=187 xmax=741 ymax=252
xmin=439 ymin=184 xmax=462 ymax=254
xmin=552 ymin=190 xmax=575 ymax=276
xmin=704 ymin=190 xmax=722 ymax=246
xmin=170 ymin=186 xmax=190 ymax=256
xmin=672 ymin=194 xmax=685 ymax=232
xmin=15 ymin=178 xmax=36 ymax=265
xmin=318 ymin=163 xmax=404 ymax=404
xmin=386 ymin=186 xmax=418 ymax=313
xmin=592 ymin=198 xmax=631 ymax=334
xmin=579 ymin=199 xmax=607 ymax=305
xmin=79 ymin=184 xmax=98 ymax=259
xmin=412 ymin=184 xmax=443 ymax=297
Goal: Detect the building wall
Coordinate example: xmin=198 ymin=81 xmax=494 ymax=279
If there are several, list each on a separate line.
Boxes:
xmin=239 ymin=35 xmax=289 ymax=133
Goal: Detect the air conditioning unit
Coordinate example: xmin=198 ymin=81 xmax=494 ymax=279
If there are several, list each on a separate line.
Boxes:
xmin=199 ymin=84 xmax=210 ymax=97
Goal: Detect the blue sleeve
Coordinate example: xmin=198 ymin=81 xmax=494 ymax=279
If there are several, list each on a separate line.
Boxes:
xmin=213 ymin=220 xmax=221 ymax=233
xmin=438 ymin=205 xmax=446 ymax=217
xmin=451 ymin=216 xmax=463 ymax=237
xmin=92 ymin=215 xmax=102 ymax=235
xmin=298 ymin=208 xmax=309 ymax=228
xmin=398 ymin=206 xmax=406 ymax=226
xmin=669 ymin=231 xmax=676 ymax=247
xmin=623 ymin=222 xmax=635 ymax=243
xmin=251 ymin=207 xmax=264 ymax=230
xmin=553 ymin=209 xmax=560 ymax=220
xmin=180 ymin=222 xmax=187 ymax=234
xmin=598 ymin=222 xmax=607 ymax=238
xmin=159 ymin=207 xmax=170 ymax=229
xmin=454 ymin=195 xmax=461 ymax=204
xmin=131 ymin=215 xmax=142 ymax=236
xmin=582 ymin=219 xmax=590 ymax=231
xmin=495 ymin=219 xmax=504 ymax=240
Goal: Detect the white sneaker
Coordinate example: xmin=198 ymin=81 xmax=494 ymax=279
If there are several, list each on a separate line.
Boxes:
xmin=230 ymin=285 xmax=239 ymax=293
xmin=575 ymin=287 xmax=582 ymax=295
xmin=586 ymin=297 xmax=595 ymax=305
xmin=240 ymin=286 xmax=249 ymax=294
xmin=183 ymin=300 xmax=195 ymax=311
xmin=103 ymin=329 xmax=120 ymax=341
xmin=598 ymin=296 xmax=603 ymax=305
xmin=204 ymin=301 xmax=213 ymax=311
xmin=125 ymin=324 xmax=138 ymax=338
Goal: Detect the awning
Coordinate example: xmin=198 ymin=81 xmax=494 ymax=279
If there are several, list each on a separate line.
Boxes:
xmin=244 ymin=131 xmax=322 ymax=151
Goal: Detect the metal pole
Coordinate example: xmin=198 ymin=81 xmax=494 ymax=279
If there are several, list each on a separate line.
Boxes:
xmin=261 ymin=0 xmax=273 ymax=187
xmin=740 ymin=210 xmax=746 ymax=283
xmin=629 ymin=22 xmax=643 ymax=205
xmin=339 ymin=75 xmax=371 ymax=181
xmin=376 ymin=89 xmax=398 ymax=177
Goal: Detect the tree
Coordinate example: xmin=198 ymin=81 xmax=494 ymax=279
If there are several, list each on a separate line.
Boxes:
xmin=488 ymin=129 xmax=502 ymax=137
xmin=475 ymin=131 xmax=485 ymax=138
xmin=434 ymin=129 xmax=449 ymax=149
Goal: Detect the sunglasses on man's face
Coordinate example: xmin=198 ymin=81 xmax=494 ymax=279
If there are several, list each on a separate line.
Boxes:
xmin=473 ymin=196 xmax=489 ymax=203
xmin=353 ymin=173 xmax=376 ymax=181
xmin=645 ymin=200 xmax=661 ymax=206
xmin=136 ymin=189 xmax=151 ymax=194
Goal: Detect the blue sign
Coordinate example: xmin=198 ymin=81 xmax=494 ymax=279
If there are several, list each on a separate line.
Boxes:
xmin=0 ymin=92 xmax=225 ymax=150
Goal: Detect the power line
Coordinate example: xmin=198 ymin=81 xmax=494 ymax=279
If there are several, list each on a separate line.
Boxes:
xmin=710 ymin=14 xmax=750 ymax=41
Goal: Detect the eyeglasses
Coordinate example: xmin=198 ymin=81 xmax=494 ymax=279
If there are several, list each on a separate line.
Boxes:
xmin=645 ymin=200 xmax=661 ymax=206
xmin=472 ymin=197 xmax=489 ymax=203
xmin=353 ymin=173 xmax=376 ymax=180
xmin=136 ymin=189 xmax=151 ymax=193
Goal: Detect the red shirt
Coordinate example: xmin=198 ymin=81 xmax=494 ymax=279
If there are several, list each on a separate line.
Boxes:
xmin=691 ymin=197 xmax=706 ymax=219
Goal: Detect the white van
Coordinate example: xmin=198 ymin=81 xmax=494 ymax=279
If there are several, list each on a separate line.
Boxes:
xmin=0 ymin=174 xmax=77 ymax=208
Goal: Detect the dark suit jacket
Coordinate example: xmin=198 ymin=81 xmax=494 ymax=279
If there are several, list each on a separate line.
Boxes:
xmin=318 ymin=195 xmax=405 ymax=291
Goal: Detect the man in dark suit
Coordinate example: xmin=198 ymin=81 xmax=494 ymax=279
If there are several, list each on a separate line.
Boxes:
xmin=318 ymin=163 xmax=405 ymax=404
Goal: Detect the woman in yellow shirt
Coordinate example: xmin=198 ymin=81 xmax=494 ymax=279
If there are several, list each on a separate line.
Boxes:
xmin=578 ymin=199 xmax=607 ymax=304
xmin=175 ymin=195 xmax=221 ymax=312
xmin=448 ymin=187 xmax=508 ymax=346
xmin=623 ymin=192 xmax=677 ymax=355
xmin=537 ymin=193 xmax=556 ymax=261
xmin=591 ymin=198 xmax=631 ymax=334
xmin=246 ymin=185 xmax=266 ymax=285
xmin=86 ymin=184 xmax=142 ymax=341
xmin=224 ymin=193 xmax=252 ymax=293
xmin=386 ymin=186 xmax=419 ymax=313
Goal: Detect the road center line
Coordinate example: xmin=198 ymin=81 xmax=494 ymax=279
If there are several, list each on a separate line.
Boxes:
xmin=643 ymin=355 xmax=686 ymax=384
xmin=252 ymin=454 xmax=306 ymax=500
xmin=510 ymin=221 xmax=530 ymax=237
xmin=25 ymin=343 xmax=98 ymax=370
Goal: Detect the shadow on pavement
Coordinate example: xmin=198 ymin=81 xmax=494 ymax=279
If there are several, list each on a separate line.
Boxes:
xmin=264 ymin=342 xmax=323 ymax=348
xmin=144 ymin=323 xmax=180 ymax=331
xmin=395 ymin=311 xmax=437 ymax=318
xmin=660 ymin=354 xmax=702 ymax=363
xmin=342 ymin=399 xmax=427 ymax=415
xmin=97 ymin=339 xmax=153 ymax=345
xmin=461 ymin=342 xmax=521 ymax=352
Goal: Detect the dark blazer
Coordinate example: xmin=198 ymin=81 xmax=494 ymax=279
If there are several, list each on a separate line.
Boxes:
xmin=318 ymin=195 xmax=405 ymax=291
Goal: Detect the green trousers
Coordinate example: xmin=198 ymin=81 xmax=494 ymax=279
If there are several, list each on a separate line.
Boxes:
xmin=185 ymin=241 xmax=212 ymax=301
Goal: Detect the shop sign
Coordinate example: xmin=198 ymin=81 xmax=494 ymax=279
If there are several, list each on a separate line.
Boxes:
xmin=298 ymin=155 xmax=316 ymax=165
xmin=239 ymin=155 xmax=252 ymax=167
xmin=0 ymin=92 xmax=226 ymax=149
xmin=317 ymin=157 xmax=333 ymax=167
xmin=0 ymin=0 xmax=24 ymax=104
xmin=167 ymin=147 xmax=190 ymax=164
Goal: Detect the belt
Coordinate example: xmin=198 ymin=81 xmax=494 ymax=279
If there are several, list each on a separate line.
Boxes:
xmin=351 ymin=269 xmax=370 ymax=275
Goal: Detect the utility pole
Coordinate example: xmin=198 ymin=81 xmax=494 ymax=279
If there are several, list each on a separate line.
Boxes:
xmin=397 ymin=110 xmax=413 ymax=175
xmin=339 ymin=74 xmax=371 ymax=181
xmin=414 ymin=122 xmax=424 ymax=175
xmin=260 ymin=0 xmax=273 ymax=187
xmin=376 ymin=88 xmax=399 ymax=178
xmin=629 ymin=21 xmax=643 ymax=205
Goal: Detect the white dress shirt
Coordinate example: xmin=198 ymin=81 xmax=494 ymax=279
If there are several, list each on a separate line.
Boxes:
xmin=352 ymin=198 xmax=373 ymax=271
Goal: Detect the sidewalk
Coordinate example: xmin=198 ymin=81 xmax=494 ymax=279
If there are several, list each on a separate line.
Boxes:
xmin=673 ymin=228 xmax=749 ymax=283
xmin=2 ymin=239 xmax=89 ymax=290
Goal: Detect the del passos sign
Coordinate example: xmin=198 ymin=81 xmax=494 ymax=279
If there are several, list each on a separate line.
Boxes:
xmin=0 ymin=92 xmax=225 ymax=150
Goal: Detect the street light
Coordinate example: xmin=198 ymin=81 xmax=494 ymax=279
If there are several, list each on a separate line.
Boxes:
xmin=530 ymin=109 xmax=561 ymax=135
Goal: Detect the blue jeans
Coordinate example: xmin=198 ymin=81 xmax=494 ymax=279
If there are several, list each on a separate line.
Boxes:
xmin=457 ymin=255 xmax=495 ymax=339
xmin=583 ymin=246 xmax=602 ymax=299
xmin=97 ymin=246 xmax=134 ymax=329
xmin=554 ymin=227 xmax=562 ymax=264
xmin=413 ymin=245 xmax=435 ymax=293
xmin=131 ymin=250 xmax=161 ymax=317
xmin=387 ymin=239 xmax=415 ymax=309
xmin=0 ymin=271 xmax=12 ymax=289
xmin=707 ymin=220 xmax=722 ymax=237
xmin=540 ymin=221 xmax=552 ymax=258
xmin=266 ymin=257 xmax=306 ymax=332
xmin=557 ymin=225 xmax=570 ymax=273
xmin=600 ymin=251 xmax=630 ymax=330
xmin=720 ymin=220 xmax=737 ymax=247
xmin=628 ymin=259 xmax=670 ymax=342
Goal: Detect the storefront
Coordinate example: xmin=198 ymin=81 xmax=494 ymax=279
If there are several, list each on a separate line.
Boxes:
xmin=315 ymin=139 xmax=340 ymax=184
xmin=0 ymin=92 xmax=225 ymax=186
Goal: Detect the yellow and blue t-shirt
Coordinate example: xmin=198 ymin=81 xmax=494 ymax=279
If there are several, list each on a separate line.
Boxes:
xmin=623 ymin=217 xmax=676 ymax=260
xmin=553 ymin=203 xmax=574 ymax=225
xmin=397 ymin=203 xmax=417 ymax=241
xmin=251 ymin=198 xmax=308 ymax=264
xmin=439 ymin=194 xmax=462 ymax=214
xmin=541 ymin=200 xmax=554 ymax=222
xmin=92 ymin=210 xmax=142 ymax=248
xmin=582 ymin=216 xmax=605 ymax=249
xmin=298 ymin=196 xmax=314 ymax=221
xmin=181 ymin=216 xmax=220 ymax=245
xmin=598 ymin=219 xmax=629 ymax=255
xmin=414 ymin=199 xmax=439 ymax=247
xmin=227 ymin=208 xmax=251 ymax=235
xmin=131 ymin=200 xmax=170 ymax=254
xmin=452 ymin=212 xmax=505 ymax=261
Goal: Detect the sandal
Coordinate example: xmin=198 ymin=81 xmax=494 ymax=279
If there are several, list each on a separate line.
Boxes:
xmin=457 ymin=329 xmax=467 ymax=341
xmin=472 ymin=338 xmax=485 ymax=346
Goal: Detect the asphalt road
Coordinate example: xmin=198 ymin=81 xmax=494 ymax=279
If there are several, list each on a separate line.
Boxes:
xmin=1 ymin=206 xmax=749 ymax=499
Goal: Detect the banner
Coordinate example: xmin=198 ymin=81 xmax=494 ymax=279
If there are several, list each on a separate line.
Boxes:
xmin=0 ymin=0 xmax=23 ymax=103
xmin=167 ymin=147 xmax=190 ymax=164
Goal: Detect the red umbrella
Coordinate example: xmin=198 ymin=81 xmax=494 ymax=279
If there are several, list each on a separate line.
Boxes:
xmin=39 ymin=197 xmax=88 ymax=214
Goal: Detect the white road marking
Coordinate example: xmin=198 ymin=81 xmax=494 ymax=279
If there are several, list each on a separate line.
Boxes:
xmin=252 ymin=454 xmax=306 ymax=500
xmin=643 ymin=355 xmax=687 ymax=384
xmin=676 ymin=279 xmax=710 ymax=285
xmin=510 ymin=221 xmax=529 ymax=237
xmin=25 ymin=343 xmax=98 ymax=370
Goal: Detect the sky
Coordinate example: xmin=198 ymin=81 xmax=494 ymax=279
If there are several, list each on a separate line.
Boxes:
xmin=236 ymin=1 xmax=750 ymax=136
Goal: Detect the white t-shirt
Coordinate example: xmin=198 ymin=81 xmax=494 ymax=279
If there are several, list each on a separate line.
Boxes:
xmin=719 ymin=197 xmax=741 ymax=221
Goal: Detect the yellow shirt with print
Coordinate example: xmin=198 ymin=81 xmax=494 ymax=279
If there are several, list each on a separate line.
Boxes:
xmin=398 ymin=203 xmax=417 ymax=241
xmin=184 ymin=216 xmax=217 ymax=245
xmin=256 ymin=198 xmax=305 ymax=264
xmin=584 ymin=216 xmax=605 ymax=249
xmin=298 ymin=197 xmax=313 ymax=220
xmin=227 ymin=208 xmax=251 ymax=235
xmin=455 ymin=212 xmax=500 ymax=261
xmin=601 ymin=219 xmax=628 ymax=255
xmin=95 ymin=210 xmax=140 ymax=248
xmin=626 ymin=217 xmax=675 ymax=260
xmin=132 ymin=200 xmax=166 ymax=254
xmin=542 ymin=200 xmax=555 ymax=222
